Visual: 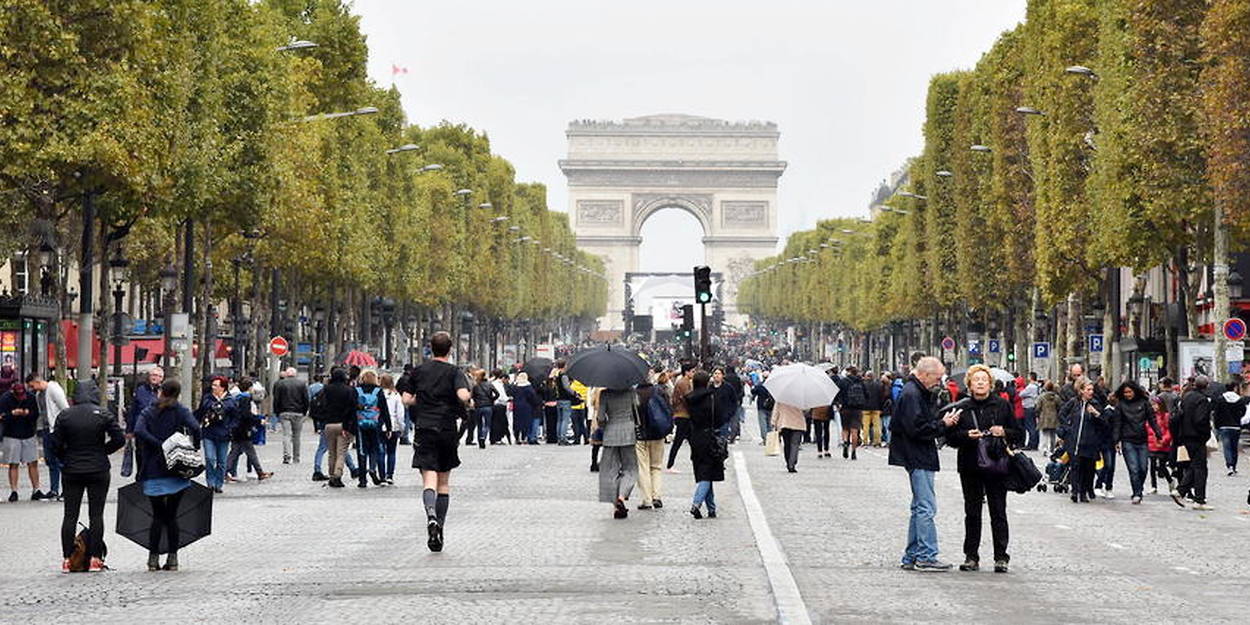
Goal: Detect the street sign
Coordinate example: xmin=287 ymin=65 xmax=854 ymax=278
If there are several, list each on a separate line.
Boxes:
xmin=1088 ymin=334 xmax=1104 ymax=353
xmin=988 ymin=339 xmax=1001 ymax=354
xmin=1032 ymin=342 xmax=1051 ymax=360
xmin=268 ymin=335 xmax=290 ymax=357
xmin=940 ymin=336 xmax=956 ymax=351
xmin=1223 ymin=318 xmax=1247 ymax=342
xmin=968 ymin=340 xmax=982 ymax=356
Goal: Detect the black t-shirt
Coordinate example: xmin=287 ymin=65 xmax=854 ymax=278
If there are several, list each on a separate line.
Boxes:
xmin=401 ymin=360 xmax=469 ymax=432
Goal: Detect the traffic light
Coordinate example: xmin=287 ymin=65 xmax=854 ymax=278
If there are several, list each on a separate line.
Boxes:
xmin=693 ymin=265 xmax=712 ymax=304
xmin=681 ymin=304 xmax=694 ymax=331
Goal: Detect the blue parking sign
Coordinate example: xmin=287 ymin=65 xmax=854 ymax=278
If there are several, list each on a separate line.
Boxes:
xmin=1088 ymin=334 xmax=1104 ymax=353
xmin=988 ymin=339 xmax=1001 ymax=354
xmin=1032 ymin=342 xmax=1050 ymax=359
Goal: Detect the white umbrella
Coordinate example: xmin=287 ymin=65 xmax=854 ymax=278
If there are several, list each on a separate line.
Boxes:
xmin=764 ymin=364 xmax=840 ymax=409
xmin=989 ymin=367 xmax=1016 ymax=385
xmin=814 ymin=362 xmax=837 ymax=372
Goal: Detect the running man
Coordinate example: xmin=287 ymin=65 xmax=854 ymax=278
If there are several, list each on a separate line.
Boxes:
xmin=400 ymin=332 xmax=472 ymax=552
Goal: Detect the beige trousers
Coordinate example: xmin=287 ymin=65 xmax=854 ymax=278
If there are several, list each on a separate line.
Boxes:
xmin=635 ymin=439 xmax=666 ymax=503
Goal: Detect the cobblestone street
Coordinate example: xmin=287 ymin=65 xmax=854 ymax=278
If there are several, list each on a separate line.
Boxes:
xmin=2 ymin=418 xmax=1248 ymax=624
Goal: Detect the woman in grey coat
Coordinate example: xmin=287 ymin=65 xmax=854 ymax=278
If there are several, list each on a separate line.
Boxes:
xmin=597 ymin=387 xmax=639 ymax=519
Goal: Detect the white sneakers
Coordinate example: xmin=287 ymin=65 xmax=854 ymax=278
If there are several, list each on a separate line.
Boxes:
xmin=1192 ymin=503 xmax=1213 ymax=511
xmin=1100 ymin=488 xmax=1115 ymax=500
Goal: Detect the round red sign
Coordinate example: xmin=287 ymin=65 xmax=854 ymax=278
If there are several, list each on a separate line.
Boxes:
xmin=1223 ymin=318 xmax=1246 ymax=342
xmin=268 ymin=336 xmax=290 ymax=357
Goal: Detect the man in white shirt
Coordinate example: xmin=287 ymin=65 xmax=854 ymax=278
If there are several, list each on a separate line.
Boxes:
xmin=27 ymin=373 xmax=69 ymax=501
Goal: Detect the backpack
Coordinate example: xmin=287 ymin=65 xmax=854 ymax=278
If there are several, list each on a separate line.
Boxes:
xmin=845 ymin=379 xmax=868 ymax=409
xmin=645 ymin=391 xmax=674 ymax=439
xmin=356 ymin=387 xmax=381 ymax=429
xmin=309 ymin=390 xmax=327 ymax=424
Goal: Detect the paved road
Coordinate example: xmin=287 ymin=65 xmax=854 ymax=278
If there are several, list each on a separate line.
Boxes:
xmin=1 ymin=416 xmax=1248 ymax=624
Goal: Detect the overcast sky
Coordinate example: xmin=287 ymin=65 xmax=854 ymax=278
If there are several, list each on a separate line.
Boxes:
xmin=354 ymin=0 xmax=1026 ymax=271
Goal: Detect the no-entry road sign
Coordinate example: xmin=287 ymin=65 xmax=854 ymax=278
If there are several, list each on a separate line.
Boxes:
xmin=268 ymin=336 xmax=290 ymax=357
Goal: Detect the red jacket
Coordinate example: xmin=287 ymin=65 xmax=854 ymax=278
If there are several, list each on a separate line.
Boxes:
xmin=1147 ymin=403 xmax=1173 ymax=453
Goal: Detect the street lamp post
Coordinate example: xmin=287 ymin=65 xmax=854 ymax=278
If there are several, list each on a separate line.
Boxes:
xmin=76 ymin=191 xmax=96 ymax=382
xmin=108 ymin=249 xmax=129 ymax=378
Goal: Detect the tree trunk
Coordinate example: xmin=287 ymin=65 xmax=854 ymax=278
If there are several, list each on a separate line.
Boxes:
xmin=1213 ymin=200 xmax=1230 ymax=384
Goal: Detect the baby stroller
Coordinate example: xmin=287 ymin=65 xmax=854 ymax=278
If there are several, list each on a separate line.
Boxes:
xmin=1042 ymin=445 xmax=1071 ymax=494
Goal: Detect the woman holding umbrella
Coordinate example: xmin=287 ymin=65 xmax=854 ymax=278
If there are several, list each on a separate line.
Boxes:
xmin=596 ymin=384 xmax=639 ymax=519
xmin=134 ymin=379 xmax=200 ymax=571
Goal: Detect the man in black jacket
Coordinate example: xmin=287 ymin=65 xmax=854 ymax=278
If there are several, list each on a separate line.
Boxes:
xmin=319 ymin=368 xmax=358 ymax=488
xmin=51 ymin=381 xmax=124 ymax=572
xmin=1174 ymin=376 xmax=1213 ymax=509
xmin=890 ymin=357 xmax=961 ymax=572
xmin=272 ymin=367 xmax=310 ymax=465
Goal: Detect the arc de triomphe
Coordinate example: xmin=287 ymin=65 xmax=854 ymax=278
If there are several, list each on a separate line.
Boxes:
xmin=560 ymin=114 xmax=786 ymax=331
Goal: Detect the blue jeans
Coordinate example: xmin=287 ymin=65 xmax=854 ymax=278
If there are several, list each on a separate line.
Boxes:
xmin=315 ymin=429 xmax=357 ymax=473
xmin=1096 ymin=446 xmax=1117 ymax=491
xmin=476 ymin=406 xmax=493 ymax=443
xmin=756 ymin=408 xmax=772 ymax=440
xmin=383 ymin=431 xmax=398 ymax=479
xmin=556 ymin=400 xmax=572 ymax=443
xmin=529 ymin=416 xmax=543 ymax=443
xmin=1121 ymin=441 xmax=1149 ymax=498
xmin=692 ymin=480 xmax=716 ymax=513
xmin=355 ymin=427 xmax=385 ymax=480
xmin=903 ymin=468 xmax=938 ymax=564
xmin=202 ymin=438 xmax=230 ymax=489
xmin=881 ymin=415 xmax=892 ymax=445
xmin=1218 ymin=428 xmax=1240 ymax=471
xmin=41 ymin=430 xmax=62 ymax=495
xmin=1023 ymin=408 xmax=1039 ymax=449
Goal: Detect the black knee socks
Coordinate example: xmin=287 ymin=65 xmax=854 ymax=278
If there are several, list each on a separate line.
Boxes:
xmin=435 ymin=494 xmax=449 ymax=525
xmin=423 ymin=488 xmax=437 ymax=521
xmin=591 ymin=445 xmax=601 ymax=465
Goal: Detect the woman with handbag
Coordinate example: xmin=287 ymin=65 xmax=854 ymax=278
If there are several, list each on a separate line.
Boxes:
xmin=945 ymin=365 xmax=1022 ymax=574
xmin=685 ymin=371 xmax=726 ymax=519
xmin=196 ymin=377 xmax=236 ymax=493
xmin=134 ymin=380 xmax=200 ymax=572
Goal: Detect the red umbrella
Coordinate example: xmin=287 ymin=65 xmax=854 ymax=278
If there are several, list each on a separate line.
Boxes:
xmin=342 ymin=350 xmax=378 ymax=367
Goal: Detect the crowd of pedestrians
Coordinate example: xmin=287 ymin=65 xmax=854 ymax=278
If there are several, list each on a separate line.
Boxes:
xmin=2 ymin=328 xmax=1248 ymax=575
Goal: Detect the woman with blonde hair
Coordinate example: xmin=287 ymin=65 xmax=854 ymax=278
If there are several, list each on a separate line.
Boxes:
xmin=353 ymin=370 xmax=391 ymax=488
xmin=944 ymin=364 xmax=1021 ymax=573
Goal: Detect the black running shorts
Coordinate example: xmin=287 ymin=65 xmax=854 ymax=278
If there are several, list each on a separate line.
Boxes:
xmin=412 ymin=428 xmax=461 ymax=473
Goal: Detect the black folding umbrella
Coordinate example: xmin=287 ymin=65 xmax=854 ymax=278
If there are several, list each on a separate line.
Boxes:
xmin=565 ymin=345 xmax=650 ymax=389
xmin=116 ymin=481 xmax=214 ymax=554
xmin=522 ymin=357 xmax=554 ymax=383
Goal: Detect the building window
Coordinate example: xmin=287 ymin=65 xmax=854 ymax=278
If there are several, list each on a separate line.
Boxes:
xmin=10 ymin=252 xmax=28 ymax=295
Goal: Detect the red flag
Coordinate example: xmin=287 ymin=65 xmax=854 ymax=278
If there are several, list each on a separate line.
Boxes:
xmin=391 ymin=64 xmax=409 ymax=76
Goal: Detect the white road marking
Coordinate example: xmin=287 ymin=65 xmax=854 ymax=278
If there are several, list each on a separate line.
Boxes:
xmin=733 ymin=450 xmax=813 ymax=625
xmin=1107 ymin=542 xmax=1126 ymax=550
xmin=1054 ymin=524 xmax=1072 ymax=530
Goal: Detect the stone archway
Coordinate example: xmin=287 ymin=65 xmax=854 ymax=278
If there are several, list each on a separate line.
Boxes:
xmin=561 ymin=114 xmax=786 ymax=330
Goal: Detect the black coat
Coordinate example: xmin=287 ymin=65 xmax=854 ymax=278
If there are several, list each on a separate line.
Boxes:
xmin=1056 ymin=397 xmax=1107 ymax=458
xmin=134 ymin=402 xmax=201 ymax=482
xmin=862 ymin=378 xmax=885 ymax=411
xmin=888 ymin=376 xmax=945 ymax=472
xmin=1173 ymin=390 xmax=1212 ymax=443
xmin=50 ymin=381 xmax=125 ymax=475
xmin=945 ymin=395 xmax=1022 ymax=474
xmin=686 ymin=386 xmax=725 ymax=482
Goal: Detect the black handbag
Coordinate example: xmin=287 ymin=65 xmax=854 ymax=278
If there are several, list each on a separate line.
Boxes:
xmin=1003 ymin=450 xmax=1043 ymax=493
xmin=972 ymin=409 xmax=1010 ymax=475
